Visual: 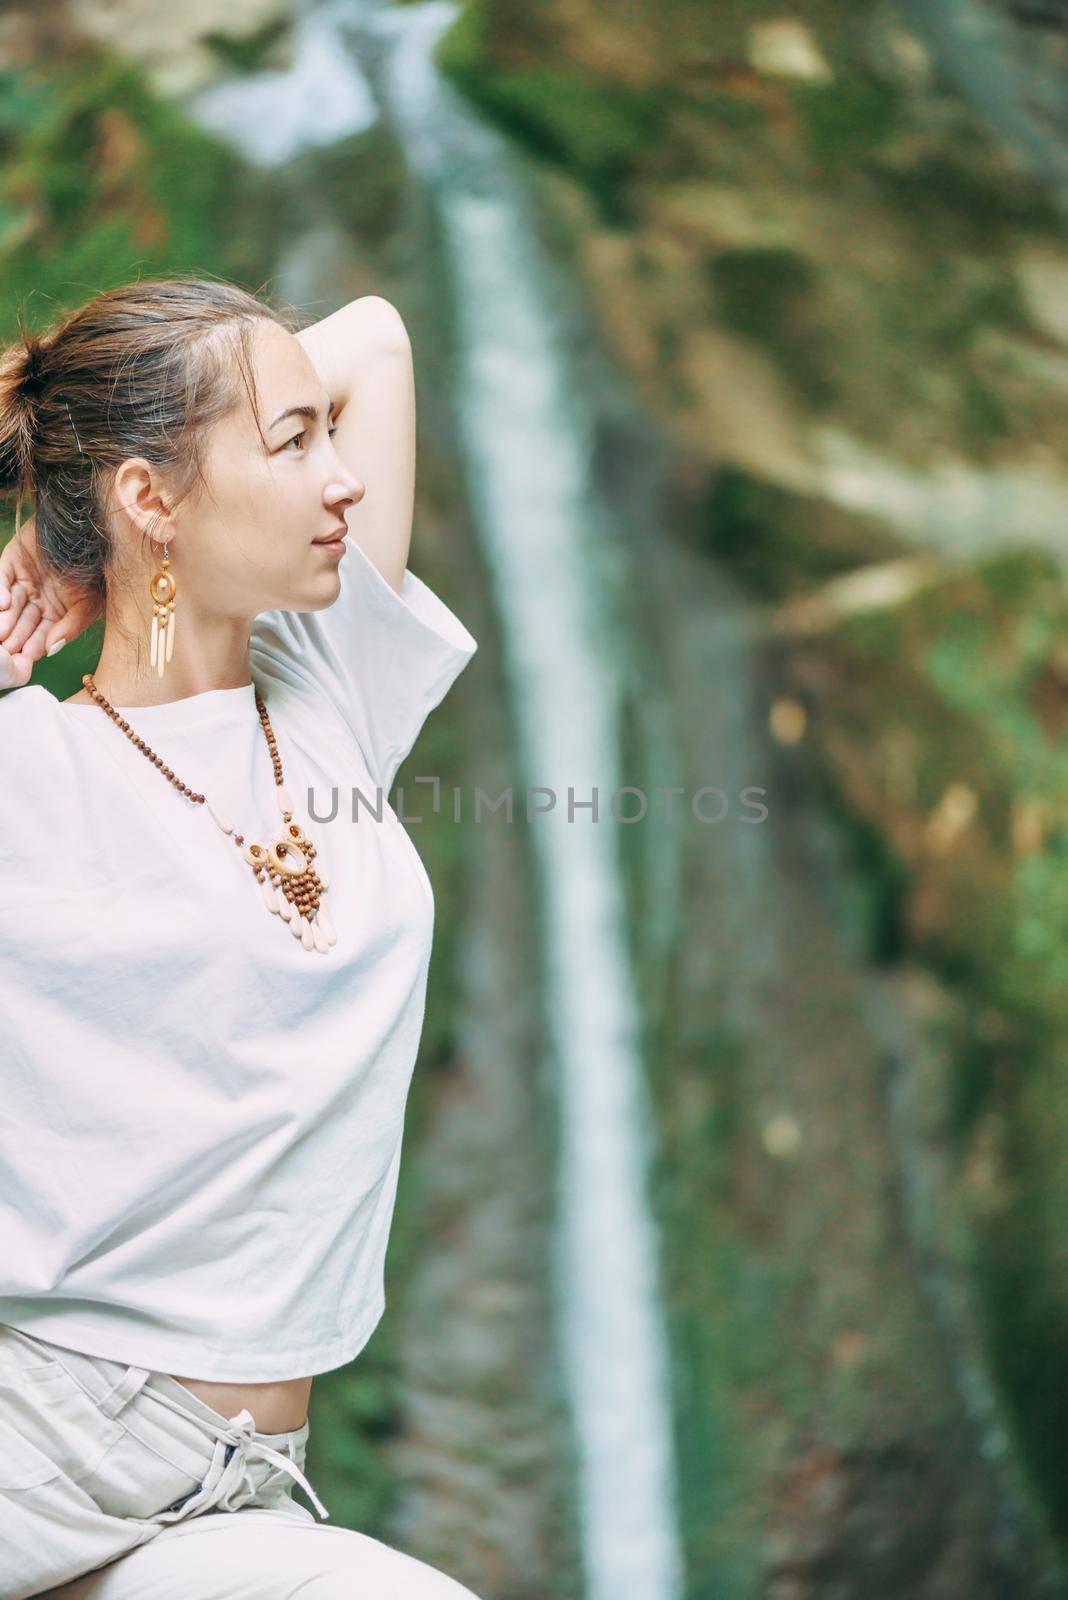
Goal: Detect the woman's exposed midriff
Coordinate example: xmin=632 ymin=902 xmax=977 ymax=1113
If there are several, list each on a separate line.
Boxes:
xmin=168 ymin=1373 xmax=313 ymax=1434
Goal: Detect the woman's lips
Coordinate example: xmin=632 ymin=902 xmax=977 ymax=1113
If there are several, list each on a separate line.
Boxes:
xmin=312 ymin=527 xmax=348 ymax=552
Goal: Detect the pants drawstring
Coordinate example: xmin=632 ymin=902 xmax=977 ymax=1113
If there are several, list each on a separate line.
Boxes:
xmin=214 ymin=1408 xmax=330 ymax=1520
xmin=138 ymin=1382 xmax=330 ymax=1522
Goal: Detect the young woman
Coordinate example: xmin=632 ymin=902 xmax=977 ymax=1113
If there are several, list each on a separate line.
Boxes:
xmin=0 ymin=278 xmax=481 ymax=1598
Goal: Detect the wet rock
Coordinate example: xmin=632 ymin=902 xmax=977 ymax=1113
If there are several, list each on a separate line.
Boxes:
xmin=69 ymin=0 xmax=296 ymax=97
xmin=747 ymin=20 xmax=834 ymax=84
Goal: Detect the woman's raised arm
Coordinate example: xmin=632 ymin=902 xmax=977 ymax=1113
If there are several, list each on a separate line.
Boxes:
xmin=295 ymin=296 xmax=415 ymax=595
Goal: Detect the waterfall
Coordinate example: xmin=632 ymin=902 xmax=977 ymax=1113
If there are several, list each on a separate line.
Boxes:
xmin=184 ymin=4 xmax=685 ymax=1593
xmin=374 ymin=10 xmax=684 ymax=1595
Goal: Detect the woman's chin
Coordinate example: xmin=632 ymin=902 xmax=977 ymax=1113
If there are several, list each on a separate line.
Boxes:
xmin=271 ymin=573 xmax=340 ymax=616
xmin=307 ymin=564 xmax=345 ymax=600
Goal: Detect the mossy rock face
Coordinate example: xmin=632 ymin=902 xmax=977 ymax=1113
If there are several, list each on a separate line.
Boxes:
xmin=977 ymin=1033 xmax=1068 ymax=1542
xmin=434 ymin=0 xmax=669 ymax=221
xmin=279 ymin=123 xmax=408 ymax=250
xmin=788 ymin=74 xmax=905 ymax=166
xmin=768 ymin=548 xmax=1068 ymax=1550
xmin=697 ymin=465 xmax=907 ymax=599
xmin=433 ymin=0 xmax=1068 ymax=471
xmin=788 ymin=549 xmax=1068 ymax=1011
xmin=0 ymin=52 xmax=278 ymax=339
xmin=200 ymin=13 xmax=292 ymax=76
xmin=706 ymin=246 xmax=841 ymax=407
xmin=868 ymin=151 xmax=1065 ymax=245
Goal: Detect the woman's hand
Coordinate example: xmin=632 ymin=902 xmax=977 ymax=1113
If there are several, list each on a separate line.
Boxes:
xmin=0 ymin=514 xmax=99 ymax=691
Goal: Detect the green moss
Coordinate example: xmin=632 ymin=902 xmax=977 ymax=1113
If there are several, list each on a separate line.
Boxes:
xmin=934 ymin=272 xmax=1030 ymax=357
xmin=774 ymin=546 xmax=1068 ymax=1542
xmin=648 ymin=1012 xmax=777 ymax=1598
xmin=0 ymin=53 xmax=262 ymax=344
xmin=307 ymin=1351 xmax=403 ymax=1532
xmin=870 ymin=151 xmax=1064 ymax=244
xmin=915 ymin=550 xmax=1067 ymax=775
xmin=974 ymin=1062 xmax=1068 ymax=1533
xmin=711 ymin=247 xmax=816 ymax=336
xmin=435 ymin=0 xmax=667 ymax=220
xmin=943 ymin=1009 xmax=1021 ymax=1147
xmin=957 ymin=371 xmax=1013 ymax=449
xmin=281 ymin=125 xmax=408 ymax=250
xmin=201 ymin=14 xmax=292 ymax=75
xmin=811 ymin=762 xmax=912 ymax=964
xmin=705 ymin=90 xmax=768 ymax=136
xmin=708 ymin=246 xmax=839 ymax=406
xmin=697 ymin=465 xmax=905 ymax=599
xmin=790 ymin=75 xmax=904 ymax=166
xmin=0 ymin=65 xmax=56 ymax=146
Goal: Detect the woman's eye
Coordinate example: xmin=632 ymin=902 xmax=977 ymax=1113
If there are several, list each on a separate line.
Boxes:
xmin=283 ymin=425 xmax=337 ymax=452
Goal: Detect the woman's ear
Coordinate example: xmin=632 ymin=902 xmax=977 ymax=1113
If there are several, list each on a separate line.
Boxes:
xmin=110 ymin=457 xmax=175 ymax=541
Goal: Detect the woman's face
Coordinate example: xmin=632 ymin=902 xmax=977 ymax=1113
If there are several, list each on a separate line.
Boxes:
xmin=138 ymin=318 xmax=365 ymax=623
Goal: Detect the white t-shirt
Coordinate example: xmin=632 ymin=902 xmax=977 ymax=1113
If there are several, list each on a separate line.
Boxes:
xmin=0 ymin=538 xmax=477 ymax=1381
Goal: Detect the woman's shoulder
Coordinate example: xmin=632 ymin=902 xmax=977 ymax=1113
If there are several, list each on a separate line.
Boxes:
xmin=0 ymin=683 xmax=41 ymax=724
xmin=0 ymin=684 xmax=84 ymax=717
xmin=0 ymin=686 xmax=77 ymax=768
xmin=0 ymin=688 xmax=108 ymax=885
xmin=0 ymin=684 xmax=57 ymax=728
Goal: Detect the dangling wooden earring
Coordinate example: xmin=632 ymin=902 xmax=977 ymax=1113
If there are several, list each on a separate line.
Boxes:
xmin=149 ymin=542 xmax=177 ymax=678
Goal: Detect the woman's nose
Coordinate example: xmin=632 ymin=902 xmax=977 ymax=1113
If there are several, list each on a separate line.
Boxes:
xmin=325 ymin=476 xmax=364 ymax=507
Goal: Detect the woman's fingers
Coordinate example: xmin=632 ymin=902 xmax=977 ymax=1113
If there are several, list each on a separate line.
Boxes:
xmin=0 ymin=580 xmax=32 ymax=645
xmin=0 ymin=598 xmax=42 ymax=657
xmin=45 ymin=595 xmax=96 ymax=655
xmin=0 ymin=556 xmax=17 ymax=612
xmin=0 ymin=642 xmax=35 ymax=691
xmin=1 ymin=591 xmax=98 ymax=664
xmin=0 ymin=540 xmax=29 ymax=612
xmin=19 ymin=613 xmax=53 ymax=664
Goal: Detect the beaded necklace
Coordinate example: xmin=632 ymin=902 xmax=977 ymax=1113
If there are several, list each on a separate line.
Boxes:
xmin=80 ymin=672 xmax=337 ymax=955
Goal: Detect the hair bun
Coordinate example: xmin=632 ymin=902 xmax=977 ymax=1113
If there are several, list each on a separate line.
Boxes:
xmin=16 ymin=335 xmax=49 ymax=404
xmin=0 ymin=333 xmax=50 ymax=492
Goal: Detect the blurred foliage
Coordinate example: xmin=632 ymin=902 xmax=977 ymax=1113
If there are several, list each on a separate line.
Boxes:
xmin=281 ymin=124 xmax=408 ymax=252
xmin=770 ymin=547 xmax=1068 ymax=1525
xmin=435 ymin=0 xmax=669 ymax=221
xmin=437 ymin=0 xmax=1068 ymax=467
xmin=789 ymin=75 xmax=904 ymax=165
xmin=0 ymin=55 xmax=236 ymax=336
xmin=201 ymin=13 xmax=292 ymax=75
xmin=724 ymin=531 xmax=1068 ymax=1029
xmin=870 ymin=151 xmax=1065 ymax=243
xmin=794 ymin=547 xmax=1068 ymax=1021
xmin=707 ymin=246 xmax=839 ymax=406
xmin=698 ymin=465 xmax=905 ymax=598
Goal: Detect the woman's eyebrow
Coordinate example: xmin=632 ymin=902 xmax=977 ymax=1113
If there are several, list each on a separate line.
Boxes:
xmin=269 ymin=399 xmax=337 ymax=429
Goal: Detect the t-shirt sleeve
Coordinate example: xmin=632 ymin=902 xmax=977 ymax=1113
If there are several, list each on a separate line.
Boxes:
xmin=250 ymin=537 xmax=478 ymax=794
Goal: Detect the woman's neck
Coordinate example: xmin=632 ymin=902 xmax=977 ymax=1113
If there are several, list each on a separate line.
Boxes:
xmin=81 ymin=640 xmax=255 ymax=709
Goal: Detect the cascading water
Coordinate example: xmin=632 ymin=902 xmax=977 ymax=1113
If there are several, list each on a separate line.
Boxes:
xmin=371 ymin=13 xmax=685 ymax=1596
xmin=184 ymin=4 xmax=685 ymax=1594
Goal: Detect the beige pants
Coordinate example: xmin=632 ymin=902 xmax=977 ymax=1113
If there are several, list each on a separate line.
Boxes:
xmin=0 ymin=1324 xmax=480 ymax=1600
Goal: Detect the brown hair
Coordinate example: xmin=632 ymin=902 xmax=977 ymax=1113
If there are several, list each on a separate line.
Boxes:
xmin=0 ymin=275 xmax=299 ymax=635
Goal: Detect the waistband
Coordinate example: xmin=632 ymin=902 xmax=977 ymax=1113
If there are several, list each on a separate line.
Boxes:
xmin=15 ymin=1329 xmax=329 ymax=1522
